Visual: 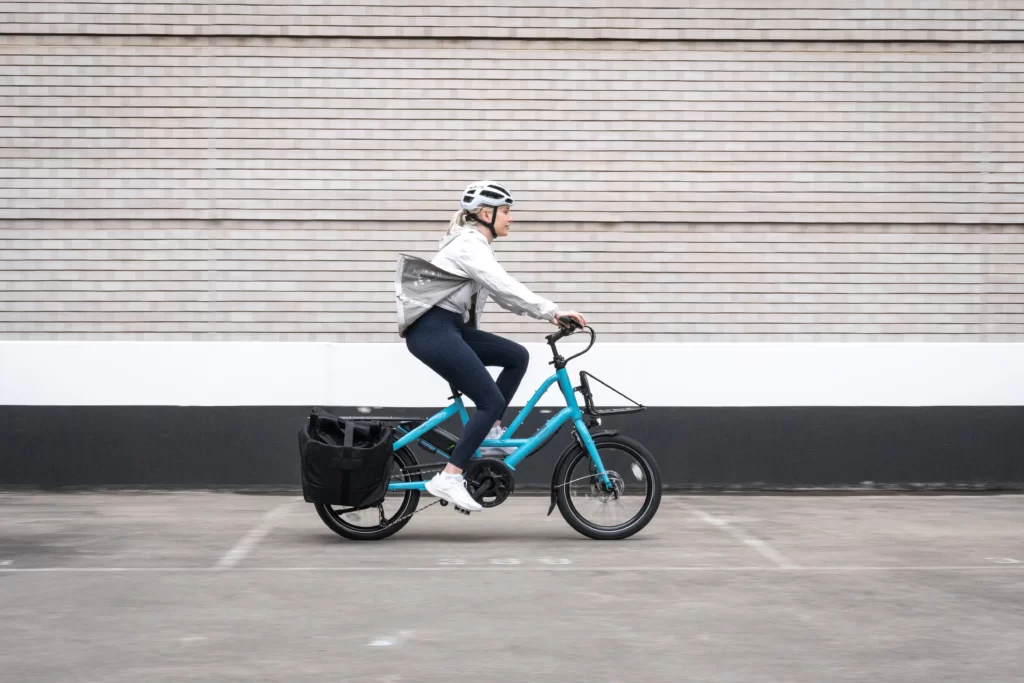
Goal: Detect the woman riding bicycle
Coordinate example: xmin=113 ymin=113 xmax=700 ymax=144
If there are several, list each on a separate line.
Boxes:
xmin=395 ymin=181 xmax=586 ymax=512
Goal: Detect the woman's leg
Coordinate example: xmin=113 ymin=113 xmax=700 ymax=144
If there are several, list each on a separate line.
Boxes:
xmin=460 ymin=325 xmax=530 ymax=425
xmin=405 ymin=310 xmax=509 ymax=471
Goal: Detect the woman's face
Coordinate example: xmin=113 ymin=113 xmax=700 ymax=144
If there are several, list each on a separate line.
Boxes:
xmin=490 ymin=205 xmax=513 ymax=238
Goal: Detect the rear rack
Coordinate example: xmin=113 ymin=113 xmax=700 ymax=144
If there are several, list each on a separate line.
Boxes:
xmin=329 ymin=414 xmax=459 ymax=459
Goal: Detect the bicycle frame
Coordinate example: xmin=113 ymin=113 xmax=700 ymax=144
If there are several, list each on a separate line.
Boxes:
xmin=388 ymin=365 xmax=612 ymax=491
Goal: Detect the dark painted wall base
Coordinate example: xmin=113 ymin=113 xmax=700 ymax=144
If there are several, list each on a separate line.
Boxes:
xmin=2 ymin=406 xmax=1023 ymax=489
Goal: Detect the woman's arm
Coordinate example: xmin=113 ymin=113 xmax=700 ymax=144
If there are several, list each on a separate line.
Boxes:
xmin=454 ymin=234 xmax=560 ymax=322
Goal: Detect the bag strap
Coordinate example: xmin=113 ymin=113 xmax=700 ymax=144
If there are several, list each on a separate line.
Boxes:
xmin=467 ymin=291 xmax=478 ymax=328
xmin=343 ymin=420 xmax=354 ymax=448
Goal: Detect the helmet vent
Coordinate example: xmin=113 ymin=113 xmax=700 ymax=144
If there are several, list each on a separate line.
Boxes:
xmin=480 ymin=190 xmax=512 ymax=204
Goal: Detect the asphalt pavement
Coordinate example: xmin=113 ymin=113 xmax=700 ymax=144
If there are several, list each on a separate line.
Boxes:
xmin=1 ymin=492 xmax=1022 ymax=683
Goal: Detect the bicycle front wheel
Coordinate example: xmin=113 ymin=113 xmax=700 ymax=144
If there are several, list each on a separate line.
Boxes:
xmin=554 ymin=434 xmax=662 ymax=540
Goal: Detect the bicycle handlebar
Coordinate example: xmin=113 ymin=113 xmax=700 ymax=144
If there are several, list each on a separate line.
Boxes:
xmin=557 ymin=315 xmax=583 ymax=331
xmin=547 ymin=316 xmax=583 ymax=344
xmin=546 ymin=317 xmax=596 ymax=366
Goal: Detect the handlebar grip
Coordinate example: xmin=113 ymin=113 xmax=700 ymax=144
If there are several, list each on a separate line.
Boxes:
xmin=557 ymin=315 xmax=582 ymax=330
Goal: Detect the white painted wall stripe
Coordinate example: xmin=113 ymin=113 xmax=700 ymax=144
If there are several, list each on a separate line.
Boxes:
xmin=2 ymin=341 xmax=1022 ymax=407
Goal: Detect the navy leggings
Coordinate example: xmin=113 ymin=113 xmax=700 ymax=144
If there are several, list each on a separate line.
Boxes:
xmin=405 ymin=306 xmax=530 ymax=469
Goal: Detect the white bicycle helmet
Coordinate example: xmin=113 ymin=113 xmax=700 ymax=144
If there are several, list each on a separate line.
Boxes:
xmin=460 ymin=181 xmax=514 ymax=237
xmin=461 ymin=180 xmax=515 ymax=212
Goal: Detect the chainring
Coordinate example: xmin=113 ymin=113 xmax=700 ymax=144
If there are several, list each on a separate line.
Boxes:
xmin=464 ymin=457 xmax=516 ymax=508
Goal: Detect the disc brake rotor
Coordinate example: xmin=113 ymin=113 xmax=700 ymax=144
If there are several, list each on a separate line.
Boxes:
xmin=587 ymin=465 xmax=625 ymax=501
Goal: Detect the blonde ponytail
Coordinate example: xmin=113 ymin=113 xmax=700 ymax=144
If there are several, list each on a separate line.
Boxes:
xmin=446 ymin=210 xmax=467 ymax=235
xmin=445 ymin=207 xmax=485 ymax=235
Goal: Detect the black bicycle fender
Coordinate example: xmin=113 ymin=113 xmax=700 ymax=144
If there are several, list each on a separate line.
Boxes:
xmin=546 ymin=428 xmax=621 ymax=516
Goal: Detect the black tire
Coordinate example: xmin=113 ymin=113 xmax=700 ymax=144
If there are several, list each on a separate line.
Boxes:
xmin=314 ymin=445 xmax=421 ymax=541
xmin=554 ymin=434 xmax=662 ymax=540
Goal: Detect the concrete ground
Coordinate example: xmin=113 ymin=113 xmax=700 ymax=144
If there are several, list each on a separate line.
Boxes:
xmin=1 ymin=492 xmax=1022 ymax=683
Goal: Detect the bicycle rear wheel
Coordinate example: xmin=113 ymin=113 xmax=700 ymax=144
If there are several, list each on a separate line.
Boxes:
xmin=314 ymin=445 xmax=420 ymax=541
xmin=554 ymin=434 xmax=661 ymax=540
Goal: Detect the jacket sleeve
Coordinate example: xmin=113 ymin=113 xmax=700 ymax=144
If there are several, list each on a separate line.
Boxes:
xmin=454 ymin=235 xmax=559 ymax=322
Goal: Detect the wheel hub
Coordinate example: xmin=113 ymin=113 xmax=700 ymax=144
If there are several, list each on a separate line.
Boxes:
xmin=589 ymin=467 xmax=625 ymax=501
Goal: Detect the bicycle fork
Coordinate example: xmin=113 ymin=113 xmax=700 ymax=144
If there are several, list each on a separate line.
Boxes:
xmin=573 ymin=420 xmax=615 ymax=490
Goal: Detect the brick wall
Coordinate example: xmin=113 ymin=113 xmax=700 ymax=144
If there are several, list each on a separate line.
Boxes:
xmin=2 ymin=1 xmax=1021 ymax=40
xmin=1 ymin=5 xmax=1021 ymax=341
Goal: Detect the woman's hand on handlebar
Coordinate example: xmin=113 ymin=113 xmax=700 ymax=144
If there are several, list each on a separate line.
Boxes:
xmin=552 ymin=311 xmax=587 ymax=329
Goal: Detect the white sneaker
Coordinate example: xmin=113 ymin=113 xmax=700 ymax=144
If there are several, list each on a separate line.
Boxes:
xmin=479 ymin=424 xmax=515 ymax=457
xmin=425 ymin=473 xmax=483 ymax=512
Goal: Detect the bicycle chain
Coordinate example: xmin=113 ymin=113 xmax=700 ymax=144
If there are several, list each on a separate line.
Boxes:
xmin=379 ymin=464 xmax=447 ymax=528
xmin=381 ymin=498 xmax=444 ymax=528
xmin=379 ymin=468 xmax=622 ymax=528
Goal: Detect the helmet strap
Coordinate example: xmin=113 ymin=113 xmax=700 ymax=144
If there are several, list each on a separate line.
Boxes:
xmin=468 ymin=208 xmax=499 ymax=239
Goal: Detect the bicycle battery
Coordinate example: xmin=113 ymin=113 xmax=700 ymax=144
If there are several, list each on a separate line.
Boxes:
xmin=396 ymin=421 xmax=459 ymax=456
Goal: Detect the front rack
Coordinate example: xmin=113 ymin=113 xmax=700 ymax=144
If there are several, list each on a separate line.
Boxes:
xmin=576 ymin=371 xmax=646 ymax=417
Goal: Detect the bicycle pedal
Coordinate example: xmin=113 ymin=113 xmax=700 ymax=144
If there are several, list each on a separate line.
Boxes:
xmin=453 ymin=505 xmax=472 ymax=516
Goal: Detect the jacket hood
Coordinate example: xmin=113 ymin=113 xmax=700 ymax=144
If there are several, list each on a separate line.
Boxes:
xmin=439 ymin=224 xmax=491 ymax=251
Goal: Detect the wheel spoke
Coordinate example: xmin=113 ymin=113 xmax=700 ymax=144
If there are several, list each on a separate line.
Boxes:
xmin=560 ymin=440 xmax=657 ymax=534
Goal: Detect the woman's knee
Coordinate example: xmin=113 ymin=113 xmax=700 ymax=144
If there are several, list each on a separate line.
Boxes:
xmin=510 ymin=341 xmax=530 ymax=372
xmin=472 ymin=383 xmax=507 ymax=418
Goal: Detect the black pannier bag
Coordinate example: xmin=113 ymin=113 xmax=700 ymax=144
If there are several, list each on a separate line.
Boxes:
xmin=297 ymin=408 xmax=395 ymax=508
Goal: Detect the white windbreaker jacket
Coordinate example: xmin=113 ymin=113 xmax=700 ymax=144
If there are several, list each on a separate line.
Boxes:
xmin=395 ymin=225 xmax=559 ymax=337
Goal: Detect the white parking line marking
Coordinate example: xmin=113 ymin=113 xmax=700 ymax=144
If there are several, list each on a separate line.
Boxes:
xmin=367 ymin=631 xmax=412 ymax=647
xmin=743 ymin=539 xmax=797 ymax=570
xmin=689 ymin=508 xmax=798 ymax=569
xmin=214 ymin=501 xmax=297 ymax=570
xmin=1 ymin=565 xmax=1023 ymax=573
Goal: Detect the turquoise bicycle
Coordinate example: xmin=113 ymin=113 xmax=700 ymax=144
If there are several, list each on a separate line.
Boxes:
xmin=314 ymin=318 xmax=662 ymax=540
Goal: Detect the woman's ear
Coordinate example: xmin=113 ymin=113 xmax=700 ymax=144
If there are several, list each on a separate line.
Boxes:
xmin=478 ymin=207 xmax=492 ymax=223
